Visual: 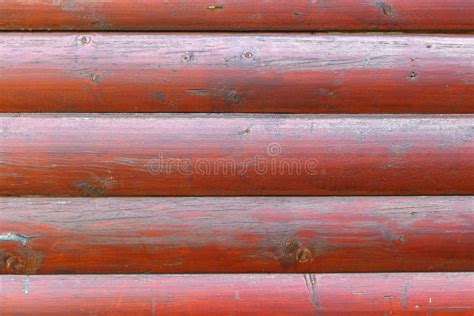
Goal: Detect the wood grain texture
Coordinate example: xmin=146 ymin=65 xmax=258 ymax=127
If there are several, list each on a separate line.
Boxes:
xmin=0 ymin=0 xmax=473 ymax=31
xmin=1 ymin=114 xmax=474 ymax=196
xmin=1 ymin=33 xmax=473 ymax=113
xmin=1 ymin=273 xmax=473 ymax=315
xmin=1 ymin=197 xmax=473 ymax=274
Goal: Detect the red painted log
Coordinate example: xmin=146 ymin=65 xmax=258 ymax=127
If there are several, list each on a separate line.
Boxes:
xmin=1 ymin=114 xmax=473 ymax=196
xmin=0 ymin=0 xmax=473 ymax=32
xmin=0 ymin=197 xmax=472 ymax=274
xmin=0 ymin=33 xmax=473 ymax=113
xmin=1 ymin=274 xmax=473 ymax=315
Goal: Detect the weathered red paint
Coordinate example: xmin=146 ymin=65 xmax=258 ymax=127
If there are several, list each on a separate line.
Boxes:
xmin=2 ymin=273 xmax=473 ymax=315
xmin=1 ymin=33 xmax=473 ymax=113
xmin=1 ymin=114 xmax=473 ymax=196
xmin=0 ymin=0 xmax=473 ymax=31
xmin=0 ymin=197 xmax=472 ymax=274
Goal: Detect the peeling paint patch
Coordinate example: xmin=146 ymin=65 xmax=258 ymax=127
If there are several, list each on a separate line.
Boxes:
xmin=55 ymin=0 xmax=77 ymax=11
xmin=0 ymin=233 xmax=31 ymax=246
xmin=208 ymin=4 xmax=224 ymax=10
xmin=151 ymin=91 xmax=166 ymax=101
xmin=73 ymin=180 xmax=104 ymax=196
xmin=23 ymin=276 xmax=30 ymax=294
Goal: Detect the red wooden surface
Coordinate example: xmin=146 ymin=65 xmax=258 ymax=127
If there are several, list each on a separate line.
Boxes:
xmin=1 ymin=273 xmax=473 ymax=315
xmin=1 ymin=114 xmax=473 ymax=196
xmin=1 ymin=33 xmax=473 ymax=113
xmin=0 ymin=0 xmax=473 ymax=32
xmin=1 ymin=196 xmax=472 ymax=274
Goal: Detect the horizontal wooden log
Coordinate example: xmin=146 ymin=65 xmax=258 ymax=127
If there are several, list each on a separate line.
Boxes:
xmin=2 ymin=274 xmax=473 ymax=315
xmin=1 ymin=114 xmax=474 ymax=196
xmin=1 ymin=33 xmax=473 ymax=113
xmin=1 ymin=197 xmax=472 ymax=274
xmin=0 ymin=0 xmax=473 ymax=31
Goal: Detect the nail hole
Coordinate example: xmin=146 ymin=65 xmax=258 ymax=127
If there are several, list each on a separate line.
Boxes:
xmin=182 ymin=53 xmax=194 ymax=62
xmin=91 ymin=74 xmax=101 ymax=83
xmin=79 ymin=36 xmax=90 ymax=44
xmin=243 ymin=52 xmax=253 ymax=59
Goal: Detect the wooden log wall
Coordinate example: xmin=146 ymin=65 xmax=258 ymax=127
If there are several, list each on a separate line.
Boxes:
xmin=0 ymin=1 xmax=473 ymax=315
xmin=2 ymin=274 xmax=473 ymax=315
xmin=1 ymin=114 xmax=474 ymax=196
xmin=1 ymin=33 xmax=473 ymax=113
xmin=1 ymin=197 xmax=473 ymax=274
xmin=0 ymin=0 xmax=473 ymax=31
